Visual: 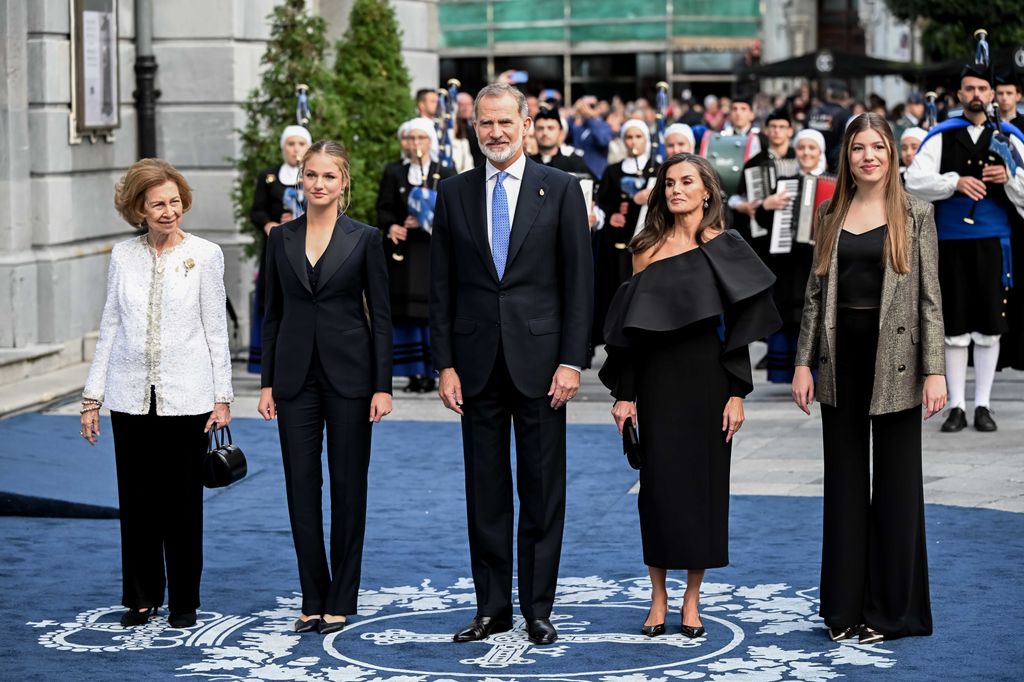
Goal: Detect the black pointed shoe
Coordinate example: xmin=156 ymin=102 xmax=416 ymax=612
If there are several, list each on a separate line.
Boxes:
xmin=974 ymin=406 xmax=997 ymax=432
xmin=940 ymin=407 xmax=967 ymax=432
xmin=120 ymin=607 xmax=157 ymax=627
xmin=680 ymin=622 xmax=705 ymax=639
xmin=526 ymin=617 xmax=558 ymax=645
xmin=168 ymin=611 xmax=197 ymax=628
xmin=319 ymin=617 xmax=347 ymax=635
xmin=828 ymin=625 xmax=860 ymax=642
xmin=452 ymin=615 xmax=513 ymax=642
xmin=859 ymin=626 xmax=884 ymax=644
xmin=293 ymin=616 xmax=321 ymax=633
xmin=641 ymin=622 xmax=666 ymax=637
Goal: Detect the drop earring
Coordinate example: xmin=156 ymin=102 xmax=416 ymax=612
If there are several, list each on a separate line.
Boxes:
xmin=703 ymin=197 xmax=709 ymax=209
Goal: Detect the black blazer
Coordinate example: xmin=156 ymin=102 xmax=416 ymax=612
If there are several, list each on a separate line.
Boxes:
xmin=262 ymin=214 xmax=392 ymax=400
xmin=429 ymin=157 xmax=594 ymax=399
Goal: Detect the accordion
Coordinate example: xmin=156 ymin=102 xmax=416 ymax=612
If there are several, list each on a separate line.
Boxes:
xmin=769 ymin=174 xmax=837 ymax=254
xmin=745 ymin=159 xmax=798 ymax=239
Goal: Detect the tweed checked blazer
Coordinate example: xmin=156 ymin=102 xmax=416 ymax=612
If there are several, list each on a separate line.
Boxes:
xmin=795 ymin=194 xmax=945 ymax=415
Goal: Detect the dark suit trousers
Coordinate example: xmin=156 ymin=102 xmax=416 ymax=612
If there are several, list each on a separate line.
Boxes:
xmin=110 ymin=394 xmax=209 ymax=613
xmin=460 ymin=346 xmax=566 ymax=620
xmin=819 ymin=308 xmax=932 ymax=638
xmin=276 ymin=353 xmax=372 ymax=616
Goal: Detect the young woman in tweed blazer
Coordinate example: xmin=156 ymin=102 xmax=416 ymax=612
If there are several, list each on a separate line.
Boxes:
xmin=792 ymin=113 xmax=946 ymax=645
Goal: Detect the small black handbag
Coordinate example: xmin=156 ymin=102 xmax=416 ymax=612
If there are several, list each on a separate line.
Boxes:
xmin=622 ymin=417 xmax=644 ymax=470
xmin=203 ymin=425 xmax=247 ymax=489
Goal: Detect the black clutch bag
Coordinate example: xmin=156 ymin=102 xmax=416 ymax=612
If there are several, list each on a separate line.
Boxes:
xmin=622 ymin=417 xmax=643 ymax=470
xmin=203 ymin=425 xmax=247 ymax=489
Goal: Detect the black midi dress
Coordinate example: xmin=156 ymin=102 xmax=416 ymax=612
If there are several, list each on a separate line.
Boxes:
xmin=599 ymin=230 xmax=781 ymax=569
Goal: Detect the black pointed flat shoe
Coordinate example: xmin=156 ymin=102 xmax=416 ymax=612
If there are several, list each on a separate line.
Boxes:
xmin=859 ymin=626 xmax=884 ymax=644
xmin=828 ymin=625 xmax=860 ymax=642
xmin=319 ymin=618 xmax=346 ymax=635
xmin=294 ymin=616 xmax=321 ymax=633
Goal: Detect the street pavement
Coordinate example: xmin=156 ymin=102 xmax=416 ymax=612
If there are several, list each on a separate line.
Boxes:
xmin=42 ymin=343 xmax=1024 ymax=513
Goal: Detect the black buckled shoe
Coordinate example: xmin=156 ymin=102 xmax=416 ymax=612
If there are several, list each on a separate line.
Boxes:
xmin=940 ymin=407 xmax=968 ymax=432
xmin=120 ymin=607 xmax=157 ymax=627
xmin=168 ymin=611 xmax=197 ymax=628
xmin=526 ymin=617 xmax=558 ymax=645
xmin=974 ymin=406 xmax=997 ymax=432
xmin=452 ymin=615 xmax=513 ymax=642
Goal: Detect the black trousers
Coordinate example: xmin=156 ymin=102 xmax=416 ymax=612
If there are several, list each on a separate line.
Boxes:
xmin=819 ymin=308 xmax=932 ymax=638
xmin=110 ymin=396 xmax=209 ymax=613
xmin=276 ymin=354 xmax=372 ymax=616
xmin=460 ymin=347 xmax=566 ymax=620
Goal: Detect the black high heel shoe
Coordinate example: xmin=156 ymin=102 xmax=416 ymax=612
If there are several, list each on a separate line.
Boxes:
xmin=641 ymin=609 xmax=665 ymax=637
xmin=680 ymin=603 xmax=705 ymax=639
xmin=120 ymin=606 xmax=157 ymax=627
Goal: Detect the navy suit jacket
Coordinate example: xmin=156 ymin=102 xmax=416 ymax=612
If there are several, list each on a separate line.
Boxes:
xmin=429 ymin=156 xmax=594 ymax=398
xmin=262 ymin=214 xmax=392 ymax=400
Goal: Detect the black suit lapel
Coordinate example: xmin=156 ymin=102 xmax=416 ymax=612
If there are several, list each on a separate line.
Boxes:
xmin=317 ymin=215 xmax=362 ymax=290
xmin=282 ymin=217 xmax=311 ymax=293
xmin=506 ymin=158 xmax=546 ymax=270
xmin=460 ymin=166 xmax=499 ymax=282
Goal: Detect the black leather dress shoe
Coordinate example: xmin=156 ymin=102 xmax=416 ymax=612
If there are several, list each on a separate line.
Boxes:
xmin=294 ymin=616 xmax=321 ymax=633
xmin=120 ymin=607 xmax=157 ymax=627
xmin=974 ymin=406 xmax=997 ymax=432
xmin=452 ymin=615 xmax=513 ymax=642
xmin=168 ymin=611 xmax=197 ymax=628
xmin=319 ymin=618 xmax=346 ymax=635
xmin=526 ymin=618 xmax=558 ymax=645
xmin=828 ymin=625 xmax=860 ymax=642
xmin=940 ymin=407 xmax=967 ymax=432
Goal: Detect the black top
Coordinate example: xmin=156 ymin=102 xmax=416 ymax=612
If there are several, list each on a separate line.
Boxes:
xmin=305 ymin=257 xmax=322 ymax=293
xmin=837 ymin=226 xmax=886 ymax=309
xmin=598 ymin=230 xmax=782 ymax=400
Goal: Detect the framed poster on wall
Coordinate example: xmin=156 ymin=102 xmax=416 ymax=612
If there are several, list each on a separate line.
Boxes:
xmin=69 ymin=0 xmax=120 ymax=143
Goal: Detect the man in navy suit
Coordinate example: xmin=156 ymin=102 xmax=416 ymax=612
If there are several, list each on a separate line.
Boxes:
xmin=430 ymin=83 xmax=593 ymax=645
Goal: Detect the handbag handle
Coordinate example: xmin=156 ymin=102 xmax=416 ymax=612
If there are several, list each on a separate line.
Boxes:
xmin=208 ymin=424 xmax=233 ymax=450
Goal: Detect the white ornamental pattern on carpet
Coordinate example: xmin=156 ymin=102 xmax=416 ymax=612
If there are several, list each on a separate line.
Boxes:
xmin=31 ymin=577 xmax=897 ymax=681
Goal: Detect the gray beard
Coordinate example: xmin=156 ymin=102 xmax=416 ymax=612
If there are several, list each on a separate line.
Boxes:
xmin=482 ymin=137 xmax=523 ymax=164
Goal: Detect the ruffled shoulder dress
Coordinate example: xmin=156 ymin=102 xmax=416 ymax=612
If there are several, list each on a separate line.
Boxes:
xmin=599 ymin=229 xmax=781 ymax=569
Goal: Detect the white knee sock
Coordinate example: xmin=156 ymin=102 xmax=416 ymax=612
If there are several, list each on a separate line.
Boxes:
xmin=972 ymin=340 xmax=1000 ymax=408
xmin=945 ymin=344 xmax=968 ymax=410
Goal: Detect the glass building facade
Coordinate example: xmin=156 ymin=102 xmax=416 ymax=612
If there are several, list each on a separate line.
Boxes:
xmin=438 ymin=0 xmax=761 ymax=101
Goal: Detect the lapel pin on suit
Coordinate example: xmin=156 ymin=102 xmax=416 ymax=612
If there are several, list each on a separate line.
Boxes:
xmin=539 ymin=188 xmax=545 ymax=196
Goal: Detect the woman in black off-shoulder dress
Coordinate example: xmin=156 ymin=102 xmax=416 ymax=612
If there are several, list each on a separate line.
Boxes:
xmin=601 ymin=154 xmax=780 ymax=639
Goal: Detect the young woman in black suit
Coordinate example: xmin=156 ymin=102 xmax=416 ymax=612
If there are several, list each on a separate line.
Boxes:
xmin=258 ymin=140 xmax=393 ymax=635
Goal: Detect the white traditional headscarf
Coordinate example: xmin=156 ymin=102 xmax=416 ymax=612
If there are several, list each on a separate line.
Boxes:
xmin=404 ymin=117 xmax=440 ymax=185
xmin=278 ymin=125 xmax=313 ymax=185
xmin=664 ymin=123 xmax=695 ymax=153
xmin=794 ymin=128 xmax=827 ymax=176
xmin=900 ymin=126 xmax=927 ymax=144
xmin=621 ymin=119 xmax=652 ymax=174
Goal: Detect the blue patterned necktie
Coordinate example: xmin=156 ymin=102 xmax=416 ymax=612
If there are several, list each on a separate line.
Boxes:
xmin=491 ymin=171 xmax=511 ymax=278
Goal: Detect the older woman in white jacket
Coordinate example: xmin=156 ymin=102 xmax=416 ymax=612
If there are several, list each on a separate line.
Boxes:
xmin=81 ymin=158 xmax=233 ymax=630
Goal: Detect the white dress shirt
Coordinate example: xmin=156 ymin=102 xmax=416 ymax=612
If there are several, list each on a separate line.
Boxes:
xmin=905 ymin=122 xmax=1024 ymax=218
xmin=484 ymin=152 xmax=527 ymax=248
xmin=83 ymin=233 xmax=234 ymax=415
xmin=484 ymin=152 xmax=580 ymax=373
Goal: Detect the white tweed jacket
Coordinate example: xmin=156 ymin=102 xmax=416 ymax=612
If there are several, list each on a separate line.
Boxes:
xmin=83 ymin=233 xmax=234 ymax=415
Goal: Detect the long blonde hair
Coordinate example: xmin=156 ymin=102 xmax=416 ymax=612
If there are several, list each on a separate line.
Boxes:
xmin=814 ymin=112 xmax=909 ymax=275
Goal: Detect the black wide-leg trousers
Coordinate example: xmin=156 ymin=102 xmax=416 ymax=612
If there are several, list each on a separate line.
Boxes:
xmin=460 ymin=348 xmax=567 ymax=620
xmin=275 ymin=356 xmax=372 ymax=617
xmin=110 ymin=396 xmax=209 ymax=614
xmin=819 ymin=308 xmax=932 ymax=638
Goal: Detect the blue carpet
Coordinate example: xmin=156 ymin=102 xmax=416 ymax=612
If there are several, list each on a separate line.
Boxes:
xmin=0 ymin=415 xmax=1021 ymax=681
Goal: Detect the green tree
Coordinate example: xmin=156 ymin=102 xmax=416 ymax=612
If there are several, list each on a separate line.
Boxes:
xmin=884 ymin=1 xmax=1024 ymax=62
xmin=333 ymin=0 xmax=414 ymax=225
xmin=232 ymin=0 xmax=342 ymax=255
